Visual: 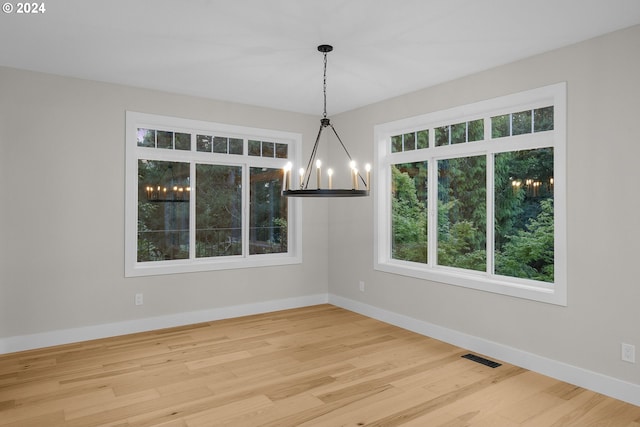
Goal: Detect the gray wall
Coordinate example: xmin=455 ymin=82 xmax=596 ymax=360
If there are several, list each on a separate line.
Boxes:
xmin=328 ymin=25 xmax=640 ymax=385
xmin=0 ymin=68 xmax=328 ymax=338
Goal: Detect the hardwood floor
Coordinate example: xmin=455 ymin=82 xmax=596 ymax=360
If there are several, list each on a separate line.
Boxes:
xmin=1 ymin=304 xmax=638 ymax=426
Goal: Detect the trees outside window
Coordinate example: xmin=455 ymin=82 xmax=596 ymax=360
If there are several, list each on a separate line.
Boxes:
xmin=376 ymin=83 xmax=566 ymax=305
xmin=437 ymin=155 xmax=487 ymax=272
xmin=392 ymin=161 xmax=428 ymax=263
xmin=494 ymin=149 xmax=554 ymax=283
xmin=249 ymin=167 xmax=288 ymax=255
xmin=195 ymin=164 xmax=242 ymax=258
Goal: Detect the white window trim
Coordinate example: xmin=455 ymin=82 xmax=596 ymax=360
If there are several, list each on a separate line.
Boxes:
xmin=125 ymin=111 xmax=302 ymax=277
xmin=374 ymin=83 xmax=567 ymax=305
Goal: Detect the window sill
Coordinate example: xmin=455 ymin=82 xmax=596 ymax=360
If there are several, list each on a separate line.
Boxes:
xmin=126 ymin=253 xmax=302 ymax=277
xmin=374 ymin=260 xmax=566 ymax=306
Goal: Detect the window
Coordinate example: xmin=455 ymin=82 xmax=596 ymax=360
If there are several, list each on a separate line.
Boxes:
xmin=126 ymin=112 xmax=302 ymax=277
xmin=374 ymin=83 xmax=566 ymax=305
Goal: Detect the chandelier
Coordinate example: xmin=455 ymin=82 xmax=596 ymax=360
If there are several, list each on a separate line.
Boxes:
xmin=143 ymin=163 xmax=190 ymax=202
xmin=282 ymin=45 xmax=370 ymax=197
xmin=145 ymin=185 xmax=190 ymax=202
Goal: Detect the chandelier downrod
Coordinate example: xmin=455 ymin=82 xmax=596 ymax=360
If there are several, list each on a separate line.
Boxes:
xmin=318 ymin=44 xmax=332 ymax=119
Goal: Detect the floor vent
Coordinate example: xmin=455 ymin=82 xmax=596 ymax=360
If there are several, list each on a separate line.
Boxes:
xmin=461 ymin=353 xmax=502 ymax=368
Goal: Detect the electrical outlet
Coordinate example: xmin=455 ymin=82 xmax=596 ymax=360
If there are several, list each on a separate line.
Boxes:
xmin=621 ymin=343 xmax=635 ymax=363
xmin=359 ymin=281 xmax=365 ymax=292
xmin=135 ymin=293 xmax=144 ymax=306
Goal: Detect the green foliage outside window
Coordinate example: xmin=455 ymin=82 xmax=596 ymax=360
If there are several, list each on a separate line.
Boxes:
xmin=437 ymin=156 xmax=487 ymax=271
xmin=494 ymin=149 xmax=554 ymax=282
xmin=392 ymin=163 xmax=428 ymax=263
xmin=391 ymin=148 xmax=554 ymax=282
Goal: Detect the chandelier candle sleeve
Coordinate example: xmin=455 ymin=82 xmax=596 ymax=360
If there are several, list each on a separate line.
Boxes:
xmin=327 ymin=168 xmax=333 ymax=189
xmin=350 ymin=161 xmax=357 ymax=189
xmin=282 ymin=162 xmax=292 ymax=191
xmin=365 ymin=163 xmax=371 ymax=190
xmin=299 ymin=168 xmax=305 ymax=189
xmin=282 ymin=169 xmax=288 ymax=191
xmin=316 ymin=160 xmax=322 ymax=189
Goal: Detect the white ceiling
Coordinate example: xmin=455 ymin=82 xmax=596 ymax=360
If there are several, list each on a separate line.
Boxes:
xmin=1 ymin=0 xmax=639 ymax=115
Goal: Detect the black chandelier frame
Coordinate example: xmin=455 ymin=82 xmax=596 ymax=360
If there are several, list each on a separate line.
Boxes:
xmin=282 ymin=44 xmax=369 ymax=197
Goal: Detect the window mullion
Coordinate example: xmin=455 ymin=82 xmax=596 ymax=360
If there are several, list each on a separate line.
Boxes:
xmin=531 ymin=109 xmax=535 ymax=133
xmin=429 ymin=125 xmax=435 ymax=148
xmin=484 ymin=116 xmax=492 ymax=141
xmin=189 ymin=161 xmax=196 ymax=260
xmin=427 ymin=128 xmax=436 ymax=266
xmin=242 ymin=162 xmax=249 ymax=258
xmin=428 ymin=155 xmax=437 ymax=267
xmin=508 ymin=113 xmax=513 ymax=136
xmin=486 ymin=153 xmax=495 ymax=276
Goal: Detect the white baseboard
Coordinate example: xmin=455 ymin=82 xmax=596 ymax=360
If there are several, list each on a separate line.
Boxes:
xmin=329 ymin=294 xmax=640 ymax=407
xmin=0 ymin=294 xmax=328 ymax=355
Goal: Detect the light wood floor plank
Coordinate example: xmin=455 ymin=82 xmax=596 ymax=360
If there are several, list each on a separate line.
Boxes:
xmin=1 ymin=304 xmax=638 ymax=427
